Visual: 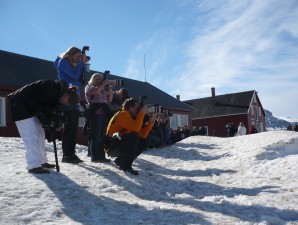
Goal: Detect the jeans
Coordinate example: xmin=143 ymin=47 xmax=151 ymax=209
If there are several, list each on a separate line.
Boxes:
xmin=88 ymin=114 xmax=109 ymax=161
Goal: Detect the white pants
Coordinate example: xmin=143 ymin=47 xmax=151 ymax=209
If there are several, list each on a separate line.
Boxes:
xmin=16 ymin=116 xmax=48 ymax=170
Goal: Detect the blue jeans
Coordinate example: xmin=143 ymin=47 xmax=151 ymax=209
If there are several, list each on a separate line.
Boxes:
xmin=88 ymin=114 xmax=109 ymax=161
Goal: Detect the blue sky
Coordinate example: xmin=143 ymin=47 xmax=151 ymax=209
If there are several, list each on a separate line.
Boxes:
xmin=1 ymin=0 xmax=298 ymax=118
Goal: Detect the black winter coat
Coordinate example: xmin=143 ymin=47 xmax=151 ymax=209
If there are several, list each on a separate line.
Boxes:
xmin=8 ymin=80 xmax=66 ymax=121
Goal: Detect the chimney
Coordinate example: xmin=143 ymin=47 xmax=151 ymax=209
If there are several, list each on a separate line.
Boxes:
xmin=176 ymin=95 xmax=180 ymax=101
xmin=211 ymin=87 xmax=215 ymax=100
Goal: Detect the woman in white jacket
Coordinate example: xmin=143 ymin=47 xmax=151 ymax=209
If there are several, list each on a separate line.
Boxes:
xmin=236 ymin=122 xmax=247 ymax=136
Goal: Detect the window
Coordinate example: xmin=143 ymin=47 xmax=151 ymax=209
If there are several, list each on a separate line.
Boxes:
xmin=0 ymin=97 xmax=6 ymax=127
xmin=251 ymin=105 xmax=254 ymax=115
xmin=258 ymin=107 xmax=262 ymax=117
xmin=255 ymin=106 xmax=259 ymax=120
xmin=170 ymin=114 xmax=188 ymax=129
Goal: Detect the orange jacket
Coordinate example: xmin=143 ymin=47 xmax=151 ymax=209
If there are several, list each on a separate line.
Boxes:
xmin=106 ymin=110 xmax=154 ymax=139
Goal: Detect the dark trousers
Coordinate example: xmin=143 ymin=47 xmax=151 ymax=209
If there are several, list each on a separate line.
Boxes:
xmin=116 ymin=132 xmax=147 ymax=170
xmin=88 ymin=114 xmax=109 ymax=161
xmin=62 ymin=110 xmax=79 ymax=156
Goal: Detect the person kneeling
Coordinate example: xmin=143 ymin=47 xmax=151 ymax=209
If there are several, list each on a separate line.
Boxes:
xmin=104 ymin=98 xmax=156 ymax=175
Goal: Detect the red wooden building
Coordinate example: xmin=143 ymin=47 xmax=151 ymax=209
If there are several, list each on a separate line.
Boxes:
xmin=184 ymin=87 xmax=266 ymax=137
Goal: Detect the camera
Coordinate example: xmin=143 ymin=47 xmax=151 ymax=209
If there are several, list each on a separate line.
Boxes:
xmin=103 ymin=70 xmax=124 ymax=86
xmin=146 ymin=104 xmax=173 ymax=117
xmin=38 ymin=110 xmax=68 ymax=130
xmin=82 ymin=46 xmax=91 ymax=61
xmin=112 ymin=79 xmax=124 ymax=86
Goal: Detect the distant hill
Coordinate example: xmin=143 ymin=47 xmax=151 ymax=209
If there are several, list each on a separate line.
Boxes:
xmin=265 ymin=109 xmax=298 ymax=130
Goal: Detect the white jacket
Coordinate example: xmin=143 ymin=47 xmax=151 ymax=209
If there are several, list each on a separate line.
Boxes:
xmin=236 ymin=126 xmax=247 ymax=136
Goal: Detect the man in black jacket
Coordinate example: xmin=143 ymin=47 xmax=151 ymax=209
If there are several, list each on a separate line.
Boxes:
xmin=8 ymin=80 xmax=79 ymax=174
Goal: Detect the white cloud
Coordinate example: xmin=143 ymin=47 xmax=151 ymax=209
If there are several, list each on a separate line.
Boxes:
xmin=123 ymin=0 xmax=298 ymax=117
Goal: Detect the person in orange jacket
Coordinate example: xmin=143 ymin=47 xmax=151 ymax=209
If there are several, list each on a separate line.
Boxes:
xmin=105 ymin=98 xmax=157 ymax=175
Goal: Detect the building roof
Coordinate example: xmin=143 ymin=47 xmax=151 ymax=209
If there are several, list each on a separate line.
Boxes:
xmin=0 ymin=50 xmax=57 ymax=87
xmin=184 ymin=90 xmax=257 ymax=119
xmin=0 ymin=50 xmax=192 ymax=111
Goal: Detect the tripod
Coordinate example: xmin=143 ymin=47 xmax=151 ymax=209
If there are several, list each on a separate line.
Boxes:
xmin=49 ymin=129 xmax=60 ymax=172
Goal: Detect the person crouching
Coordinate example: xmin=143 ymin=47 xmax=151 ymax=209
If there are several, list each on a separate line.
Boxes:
xmin=105 ymin=98 xmax=157 ymax=175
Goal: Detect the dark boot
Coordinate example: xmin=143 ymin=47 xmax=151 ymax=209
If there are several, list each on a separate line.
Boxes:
xmin=119 ymin=166 xmax=139 ymax=175
xmin=62 ymin=154 xmax=83 ymax=163
xmin=126 ymin=168 xmax=139 ymax=175
xmin=42 ymin=163 xmax=55 ymax=168
xmin=28 ymin=167 xmax=50 ymax=174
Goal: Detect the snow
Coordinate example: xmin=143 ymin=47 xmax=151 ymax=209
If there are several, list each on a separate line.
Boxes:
xmin=1 ymin=130 xmax=298 ymax=225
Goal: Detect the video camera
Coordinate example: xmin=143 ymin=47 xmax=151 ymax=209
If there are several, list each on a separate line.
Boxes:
xmin=103 ymin=70 xmax=124 ymax=86
xmin=147 ymin=104 xmax=163 ymax=114
xmin=39 ymin=110 xmax=68 ymax=131
xmin=38 ymin=110 xmax=70 ymax=142
xmin=138 ymin=95 xmax=172 ymax=116
xmin=147 ymin=105 xmax=172 ymax=116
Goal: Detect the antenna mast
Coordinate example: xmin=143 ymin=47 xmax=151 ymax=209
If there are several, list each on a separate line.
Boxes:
xmin=144 ymin=53 xmax=147 ymax=82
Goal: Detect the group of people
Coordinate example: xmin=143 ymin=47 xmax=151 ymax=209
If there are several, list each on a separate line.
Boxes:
xmin=226 ymin=122 xmax=258 ymax=137
xmin=9 ymin=46 xmax=271 ymax=176
xmin=287 ymin=123 xmax=298 ymax=131
xmin=146 ymin=114 xmax=170 ymax=148
xmin=8 ymin=46 xmax=158 ymax=176
xmin=172 ymin=126 xmax=191 ymax=142
xmin=146 ymin=123 xmax=195 ymax=149
xmin=191 ymin=126 xmax=207 ymax=136
xmin=8 ymin=46 xmax=86 ymax=174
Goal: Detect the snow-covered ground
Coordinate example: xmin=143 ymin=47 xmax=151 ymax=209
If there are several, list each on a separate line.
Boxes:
xmin=1 ymin=130 xmax=298 ymax=225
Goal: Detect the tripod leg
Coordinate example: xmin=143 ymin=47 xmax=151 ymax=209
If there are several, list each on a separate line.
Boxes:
xmin=53 ymin=139 xmax=60 ymax=172
xmin=52 ymin=135 xmax=60 ymax=172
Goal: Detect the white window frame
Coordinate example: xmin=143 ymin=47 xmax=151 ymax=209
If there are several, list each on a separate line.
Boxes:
xmin=0 ymin=97 xmax=6 ymax=127
xmin=170 ymin=114 xmax=188 ymax=129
